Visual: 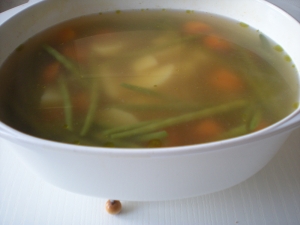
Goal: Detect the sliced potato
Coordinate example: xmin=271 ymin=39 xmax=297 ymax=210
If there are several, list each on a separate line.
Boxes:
xmin=129 ymin=63 xmax=174 ymax=88
xmin=93 ymin=42 xmax=123 ymax=57
xmin=132 ymin=55 xmax=158 ymax=72
xmin=40 ymin=86 xmax=63 ymax=107
xmin=94 ymin=65 xmax=123 ymax=99
xmin=97 ymin=108 xmax=138 ymax=127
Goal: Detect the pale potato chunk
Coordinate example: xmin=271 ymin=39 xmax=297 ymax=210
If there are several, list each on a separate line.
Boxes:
xmin=132 ymin=55 xmax=158 ymax=72
xmin=97 ymin=108 xmax=138 ymax=127
xmin=129 ymin=63 xmax=174 ymax=88
xmin=93 ymin=42 xmax=123 ymax=57
xmin=98 ymin=67 xmax=120 ymax=99
xmin=40 ymin=87 xmax=63 ymax=107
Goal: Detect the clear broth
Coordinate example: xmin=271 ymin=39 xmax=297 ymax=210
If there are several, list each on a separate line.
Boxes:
xmin=0 ymin=10 xmax=298 ymax=148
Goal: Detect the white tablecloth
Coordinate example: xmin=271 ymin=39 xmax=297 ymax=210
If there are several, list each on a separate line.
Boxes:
xmin=1 ymin=0 xmax=300 ymax=224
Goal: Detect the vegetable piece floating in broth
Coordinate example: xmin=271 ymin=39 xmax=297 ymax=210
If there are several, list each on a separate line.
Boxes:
xmin=0 ymin=10 xmax=298 ymax=148
xmin=182 ymin=21 xmax=212 ymax=34
xmin=209 ymin=68 xmax=246 ymax=93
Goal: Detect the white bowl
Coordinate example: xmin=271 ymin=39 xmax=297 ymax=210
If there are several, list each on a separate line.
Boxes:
xmin=0 ymin=0 xmax=300 ymax=201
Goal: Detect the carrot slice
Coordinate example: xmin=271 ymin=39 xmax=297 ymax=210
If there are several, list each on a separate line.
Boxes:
xmin=209 ymin=68 xmax=245 ymax=93
xmin=39 ymin=108 xmax=65 ymax=122
xmin=182 ymin=21 xmax=212 ymax=34
xmin=60 ymin=43 xmax=90 ymax=64
xmin=71 ymin=91 xmax=90 ymax=115
xmin=165 ymin=126 xmax=189 ymax=147
xmin=41 ymin=62 xmax=60 ymax=84
xmin=57 ymin=28 xmax=76 ymax=43
xmin=203 ymin=35 xmax=231 ymax=51
xmin=192 ymin=119 xmax=224 ymax=142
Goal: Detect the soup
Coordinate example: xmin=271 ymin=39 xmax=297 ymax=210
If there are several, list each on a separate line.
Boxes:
xmin=0 ymin=10 xmax=298 ymax=148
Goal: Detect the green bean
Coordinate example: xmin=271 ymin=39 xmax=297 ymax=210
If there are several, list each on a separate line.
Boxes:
xmin=101 ymin=119 xmax=160 ymax=136
xmin=248 ymin=110 xmax=262 ymax=131
xmin=235 ymin=48 xmax=284 ymax=120
xmin=111 ymin=102 xmax=204 ymax=111
xmin=134 ymin=130 xmax=168 ymax=142
xmin=58 ymin=76 xmax=73 ymax=131
xmin=9 ymin=100 xmax=80 ymax=143
xmin=89 ymin=133 xmax=141 ymax=148
xmin=122 ymin=82 xmax=162 ymax=97
xmin=44 ymin=45 xmax=81 ymax=78
xmin=80 ymin=81 xmax=100 ymax=136
xmin=121 ymin=83 xmax=177 ymax=101
xmin=219 ymin=124 xmax=248 ymax=140
xmin=110 ymin=100 xmax=247 ymax=139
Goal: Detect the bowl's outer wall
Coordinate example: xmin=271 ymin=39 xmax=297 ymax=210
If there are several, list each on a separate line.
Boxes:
xmin=2 ymin=132 xmax=291 ymax=201
xmin=0 ymin=0 xmax=300 ymax=200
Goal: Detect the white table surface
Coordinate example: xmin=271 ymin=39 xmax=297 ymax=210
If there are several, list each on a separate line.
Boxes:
xmin=1 ymin=0 xmax=300 ymax=224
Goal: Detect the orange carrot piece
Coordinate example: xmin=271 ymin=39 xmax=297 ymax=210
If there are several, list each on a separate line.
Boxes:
xmin=57 ymin=28 xmax=76 ymax=43
xmin=41 ymin=62 xmax=60 ymax=84
xmin=209 ymin=68 xmax=245 ymax=92
xmin=61 ymin=45 xmax=75 ymax=59
xmin=165 ymin=126 xmax=187 ymax=147
xmin=192 ymin=119 xmax=224 ymax=142
xmin=61 ymin=45 xmax=88 ymax=64
xmin=203 ymin=35 xmax=231 ymax=51
xmin=165 ymin=128 xmax=180 ymax=147
xmin=39 ymin=108 xmax=65 ymax=122
xmin=182 ymin=21 xmax=212 ymax=34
